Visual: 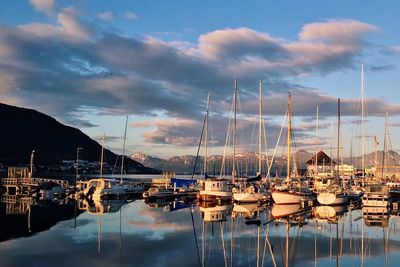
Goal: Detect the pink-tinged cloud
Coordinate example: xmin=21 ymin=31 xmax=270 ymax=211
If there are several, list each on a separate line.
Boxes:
xmin=299 ymin=19 xmax=378 ymax=43
xmin=198 ymin=27 xmax=283 ymax=61
xmin=30 ymin=0 xmax=54 ymax=15
xmin=17 ymin=8 xmax=91 ymax=42
xmin=392 ymin=46 xmax=400 ymax=53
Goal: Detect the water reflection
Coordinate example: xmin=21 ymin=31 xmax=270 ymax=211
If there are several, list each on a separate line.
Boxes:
xmin=1 ymin=194 xmax=400 ymax=267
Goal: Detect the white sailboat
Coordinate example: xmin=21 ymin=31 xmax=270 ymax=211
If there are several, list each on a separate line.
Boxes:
xmin=233 ymin=80 xmax=267 ymax=203
xmin=85 ymin=120 xmax=143 ymax=200
xmin=317 ymin=98 xmax=348 ymax=205
xmin=271 ymin=93 xmax=314 ymax=204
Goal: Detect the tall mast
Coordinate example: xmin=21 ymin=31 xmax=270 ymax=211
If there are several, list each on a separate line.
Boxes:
xmin=330 ymin=121 xmax=333 ymax=176
xmin=232 ymin=79 xmax=238 ymax=183
xmin=120 ymin=115 xmax=128 ymax=184
xmin=382 ymin=112 xmax=388 ymax=180
xmin=286 ymin=93 xmax=292 ymax=182
xmin=258 ymin=80 xmax=262 ymax=175
xmin=350 ymin=128 xmax=353 ymax=173
xmin=337 ymin=98 xmax=341 ymax=182
xmin=100 ymin=133 xmax=105 ymax=177
xmin=315 ymin=105 xmax=319 ymax=176
xmin=204 ymin=93 xmax=210 ymax=177
xmin=361 ymin=64 xmax=365 ymax=179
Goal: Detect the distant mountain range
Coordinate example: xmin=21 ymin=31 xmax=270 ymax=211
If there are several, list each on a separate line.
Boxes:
xmin=0 ymin=103 xmax=160 ymax=174
xmin=132 ymin=150 xmax=315 ymax=175
xmin=132 ymin=149 xmax=400 ymax=175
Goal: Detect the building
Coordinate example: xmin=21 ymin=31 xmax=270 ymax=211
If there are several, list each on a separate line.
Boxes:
xmin=306 ymin=151 xmax=336 ymax=178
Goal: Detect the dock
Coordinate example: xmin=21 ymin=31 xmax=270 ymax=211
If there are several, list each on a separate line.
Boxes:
xmin=1 ymin=167 xmax=69 ymax=194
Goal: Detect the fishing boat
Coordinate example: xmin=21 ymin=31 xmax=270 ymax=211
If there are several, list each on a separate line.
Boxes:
xmin=271 ymin=93 xmax=314 ymax=204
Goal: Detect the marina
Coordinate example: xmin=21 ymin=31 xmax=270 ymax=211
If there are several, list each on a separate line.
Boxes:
xmin=1 ymin=1 xmax=400 ymax=266
xmin=2 ymin=183 xmax=400 ymax=267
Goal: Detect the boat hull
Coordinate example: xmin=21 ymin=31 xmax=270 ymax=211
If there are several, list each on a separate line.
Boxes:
xmin=233 ymin=192 xmax=267 ymax=203
xmin=271 ymin=190 xmax=312 ymax=205
xmin=317 ymin=192 xmax=348 ymax=205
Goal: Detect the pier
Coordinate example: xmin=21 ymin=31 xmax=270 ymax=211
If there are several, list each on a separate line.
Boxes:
xmin=1 ymin=167 xmax=69 ymax=194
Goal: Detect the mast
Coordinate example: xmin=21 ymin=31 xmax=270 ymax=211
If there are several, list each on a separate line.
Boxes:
xmin=233 ymin=79 xmax=237 ymax=183
xmin=350 ymin=128 xmax=353 ymax=172
xmin=204 ymin=93 xmax=211 ymax=177
xmin=286 ymin=93 xmax=292 ymax=182
xmin=100 ymin=133 xmax=105 ymax=177
xmin=361 ymin=64 xmax=365 ymax=182
xmin=315 ymin=105 xmax=319 ymax=176
xmin=337 ymin=98 xmax=340 ymax=182
xmin=382 ymin=112 xmax=388 ymax=180
xmin=258 ymin=80 xmax=262 ymax=175
xmin=330 ymin=121 xmax=334 ymax=176
xmin=120 ymin=116 xmax=128 ymax=184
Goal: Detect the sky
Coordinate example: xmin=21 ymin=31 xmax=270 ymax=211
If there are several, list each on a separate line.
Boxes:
xmin=0 ymin=0 xmax=400 ymax=159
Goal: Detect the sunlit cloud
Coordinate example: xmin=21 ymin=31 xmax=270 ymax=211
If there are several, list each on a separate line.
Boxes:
xmin=0 ymin=11 xmax=397 ymax=153
xmin=29 ymin=0 xmax=55 ymax=15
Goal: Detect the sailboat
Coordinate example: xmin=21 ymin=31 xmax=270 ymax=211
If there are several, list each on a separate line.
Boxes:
xmin=198 ymin=92 xmax=232 ymax=202
xmin=317 ymin=98 xmax=348 ymax=205
xmin=270 ymin=93 xmax=314 ymax=204
xmin=233 ymin=80 xmax=268 ymax=203
xmin=380 ymin=112 xmax=400 ymax=200
xmin=85 ymin=120 xmax=143 ymax=200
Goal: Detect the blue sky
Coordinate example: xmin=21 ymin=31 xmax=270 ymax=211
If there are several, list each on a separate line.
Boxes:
xmin=0 ymin=0 xmax=400 ymax=158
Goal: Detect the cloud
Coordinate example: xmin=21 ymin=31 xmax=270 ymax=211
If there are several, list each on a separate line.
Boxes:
xmin=0 ymin=14 xmax=397 ymax=153
xmin=16 ymin=8 xmax=92 ymax=42
xmin=97 ymin=11 xmax=114 ymax=21
xmin=298 ymin=19 xmax=378 ymax=43
xmin=124 ymin=11 xmax=138 ymax=20
xmin=391 ymin=46 xmax=400 ymax=53
xmin=30 ymin=0 xmax=55 ymax=15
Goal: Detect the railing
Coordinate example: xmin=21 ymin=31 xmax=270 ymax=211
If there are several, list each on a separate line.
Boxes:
xmin=1 ymin=177 xmax=69 ymax=187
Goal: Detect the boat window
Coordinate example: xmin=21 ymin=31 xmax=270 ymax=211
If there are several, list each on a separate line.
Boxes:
xmin=89 ymin=181 xmax=98 ymax=187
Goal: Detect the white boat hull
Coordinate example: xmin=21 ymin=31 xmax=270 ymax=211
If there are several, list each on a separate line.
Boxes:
xmin=317 ymin=192 xmax=348 ymax=205
xmin=233 ymin=192 xmax=267 ymax=203
xmin=271 ymin=190 xmax=304 ymax=204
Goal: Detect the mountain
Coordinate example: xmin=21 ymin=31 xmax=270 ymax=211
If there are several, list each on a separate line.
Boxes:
xmin=134 ymin=148 xmax=400 ymax=175
xmin=0 ymin=103 xmax=160 ymax=174
xmin=132 ymin=150 xmax=315 ymax=175
xmin=132 ymin=152 xmax=199 ymax=174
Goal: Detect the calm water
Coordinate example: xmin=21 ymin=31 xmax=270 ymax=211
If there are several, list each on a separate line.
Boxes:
xmin=1 ymin=194 xmax=400 ymax=267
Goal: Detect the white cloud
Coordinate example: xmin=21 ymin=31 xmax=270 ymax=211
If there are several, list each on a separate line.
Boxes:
xmin=29 ymin=0 xmax=55 ymax=15
xmin=299 ymin=19 xmax=378 ymax=43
